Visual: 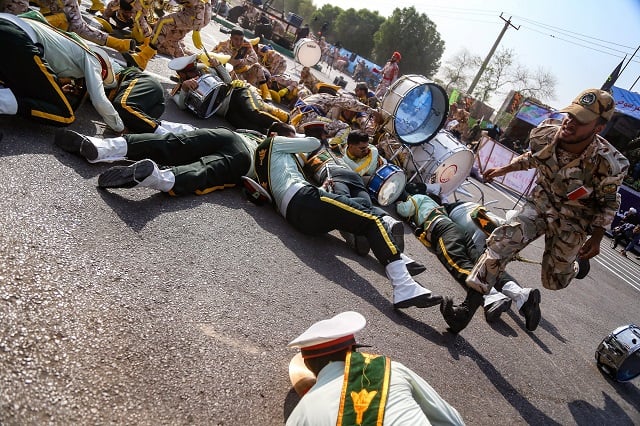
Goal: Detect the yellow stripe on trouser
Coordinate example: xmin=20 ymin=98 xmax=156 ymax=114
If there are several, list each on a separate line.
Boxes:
xmin=30 ymin=55 xmax=75 ymax=124
xmin=119 ymin=77 xmax=156 ymax=129
xmin=320 ymin=195 xmax=397 ymax=256
xmin=438 ymin=237 xmax=470 ymax=275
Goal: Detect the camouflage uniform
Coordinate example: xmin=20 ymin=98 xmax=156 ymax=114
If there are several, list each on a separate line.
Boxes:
xmin=153 ymin=0 xmax=210 ymax=58
xmin=103 ymin=0 xmax=153 ymax=42
xmin=299 ymin=66 xmax=320 ymax=94
xmin=466 ymin=121 xmax=629 ymax=293
xmin=290 ymin=93 xmax=374 ymax=146
xmin=1 ymin=0 xmax=29 ymax=14
xmin=39 ymin=0 xmax=109 ymax=44
xmin=257 ymin=45 xmax=286 ymax=76
xmin=213 ymin=37 xmax=268 ymax=87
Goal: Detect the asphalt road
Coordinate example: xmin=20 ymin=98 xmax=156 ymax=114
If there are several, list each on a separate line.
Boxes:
xmin=1 ymin=15 xmax=639 ymax=426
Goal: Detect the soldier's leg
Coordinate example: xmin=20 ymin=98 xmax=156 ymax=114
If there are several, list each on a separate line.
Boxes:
xmin=466 ymin=202 xmax=545 ymax=294
xmin=540 ymin=221 xmax=586 ymax=290
xmin=112 ymin=72 xmax=165 ymax=133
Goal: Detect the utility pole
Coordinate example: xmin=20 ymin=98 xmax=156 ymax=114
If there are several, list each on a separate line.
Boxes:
xmin=467 ymin=13 xmax=519 ymax=96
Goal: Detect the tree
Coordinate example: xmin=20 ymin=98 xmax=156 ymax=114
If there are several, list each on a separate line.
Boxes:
xmin=333 ymin=8 xmax=384 ymax=57
xmin=372 ymin=7 xmax=444 ymax=77
xmin=308 ymin=4 xmax=342 ymax=41
xmin=441 ymin=48 xmax=475 ymax=91
xmin=472 ymin=47 xmax=515 ymax=103
xmin=511 ymin=65 xmax=557 ymax=102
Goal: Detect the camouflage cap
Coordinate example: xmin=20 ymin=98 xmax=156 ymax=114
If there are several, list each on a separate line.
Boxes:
xmin=560 ymin=89 xmax=615 ymax=124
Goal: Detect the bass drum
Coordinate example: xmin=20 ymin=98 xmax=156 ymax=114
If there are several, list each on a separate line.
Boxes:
xmin=367 ymin=164 xmax=406 ymax=206
xmin=293 ymin=38 xmax=322 ymax=67
xmin=404 ymin=130 xmax=473 ymax=196
xmin=380 ymin=74 xmax=448 ymax=146
xmin=595 ymin=324 xmax=640 ymax=382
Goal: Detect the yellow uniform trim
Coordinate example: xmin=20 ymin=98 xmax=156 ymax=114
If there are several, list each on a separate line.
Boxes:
xmin=151 ymin=16 xmax=174 ymax=45
xmin=319 ymin=196 xmax=397 ymax=255
xmin=119 ymin=78 xmax=156 ymax=129
xmin=30 ymin=55 xmax=75 ymax=124
xmin=376 ymin=356 xmax=392 ymax=426
xmin=194 ymin=183 xmax=235 ymax=195
xmin=438 ymin=237 xmax=470 ymax=275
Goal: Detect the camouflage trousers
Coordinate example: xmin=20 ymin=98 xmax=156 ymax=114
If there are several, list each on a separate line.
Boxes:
xmin=374 ymin=79 xmax=391 ymax=98
xmin=238 ymin=63 xmax=268 ymax=86
xmin=43 ymin=0 xmax=108 ymax=45
xmin=153 ymin=0 xmax=210 ymax=58
xmin=466 ymin=201 xmax=586 ymax=293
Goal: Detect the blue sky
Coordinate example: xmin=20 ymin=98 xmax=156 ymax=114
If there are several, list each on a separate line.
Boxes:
xmin=312 ymin=0 xmax=640 ymax=109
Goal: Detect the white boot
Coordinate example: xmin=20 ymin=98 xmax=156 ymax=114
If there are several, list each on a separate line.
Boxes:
xmin=385 ymin=259 xmax=432 ymax=307
xmin=87 ymin=136 xmax=128 ymax=163
xmin=98 ymin=159 xmax=175 ymax=192
xmin=137 ymin=160 xmax=175 ymax=192
xmin=500 ymin=280 xmax=531 ymax=310
xmin=483 ymin=287 xmax=510 ymax=307
xmin=154 ymin=120 xmax=197 ymax=134
xmin=0 ymin=88 xmax=18 ymax=115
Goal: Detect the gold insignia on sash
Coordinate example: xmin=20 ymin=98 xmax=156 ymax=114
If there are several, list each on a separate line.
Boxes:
xmin=350 ymin=389 xmax=378 ymax=425
xmin=602 ymin=184 xmax=617 ymax=194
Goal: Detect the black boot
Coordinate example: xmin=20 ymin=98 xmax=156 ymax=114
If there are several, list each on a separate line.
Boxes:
xmin=440 ymin=290 xmax=483 ymax=334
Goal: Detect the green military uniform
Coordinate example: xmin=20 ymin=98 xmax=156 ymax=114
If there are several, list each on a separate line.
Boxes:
xmin=109 ymin=67 xmax=165 ymax=134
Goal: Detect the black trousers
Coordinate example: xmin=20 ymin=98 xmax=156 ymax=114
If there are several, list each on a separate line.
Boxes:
xmin=325 ymin=166 xmax=386 ymax=217
xmin=225 ymin=87 xmax=281 ymax=134
xmin=0 ymin=19 xmax=75 ymax=125
xmin=430 ymin=216 xmax=517 ymax=310
xmin=111 ymin=69 xmax=165 ymax=133
xmin=286 ymin=185 xmax=400 ymax=265
xmin=124 ymin=128 xmax=251 ymax=195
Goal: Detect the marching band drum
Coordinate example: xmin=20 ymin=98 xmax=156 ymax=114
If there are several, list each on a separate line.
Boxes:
xmin=293 ymin=38 xmax=322 ymax=68
xmin=595 ymin=324 xmax=640 ymax=382
xmin=378 ymin=75 xmax=473 ymax=197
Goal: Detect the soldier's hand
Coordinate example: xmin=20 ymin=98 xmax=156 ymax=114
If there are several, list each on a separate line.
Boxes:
xmin=482 ymin=167 xmax=505 ymax=183
xmin=182 ymin=78 xmax=199 ymax=91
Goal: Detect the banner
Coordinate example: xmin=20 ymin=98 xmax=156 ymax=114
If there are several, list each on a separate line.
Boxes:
xmin=515 ymin=100 xmax=564 ymax=127
xmin=611 ymin=86 xmax=640 ymax=120
xmin=475 ymin=136 xmax=537 ymax=196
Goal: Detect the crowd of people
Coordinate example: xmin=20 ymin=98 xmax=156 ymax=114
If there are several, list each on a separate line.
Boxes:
xmin=0 ymin=3 xmax=633 ymax=422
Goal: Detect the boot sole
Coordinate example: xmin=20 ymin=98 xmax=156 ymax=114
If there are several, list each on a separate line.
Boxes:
xmin=519 ymin=289 xmax=541 ymax=331
xmin=394 ymin=293 xmax=443 ymax=309
xmin=98 ymin=159 xmax=154 ymax=189
xmin=54 ymin=129 xmax=98 ymax=161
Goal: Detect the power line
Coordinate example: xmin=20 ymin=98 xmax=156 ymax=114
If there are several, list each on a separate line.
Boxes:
xmin=511 ymin=14 xmax=636 ymax=50
xmin=521 ymin=26 xmax=640 ymax=64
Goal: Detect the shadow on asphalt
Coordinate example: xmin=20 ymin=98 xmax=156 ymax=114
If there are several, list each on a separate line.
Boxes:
xmin=569 ymin=390 xmax=638 ymax=425
xmin=96 ymin=184 xmax=248 ymax=232
xmin=445 ymin=333 xmax=564 ymax=425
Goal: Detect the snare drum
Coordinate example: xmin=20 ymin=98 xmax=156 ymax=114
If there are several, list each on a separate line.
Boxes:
xmin=294 ymin=38 xmax=322 ymax=67
xmin=595 ymin=324 xmax=640 ymax=382
xmin=184 ymin=74 xmax=224 ymax=119
xmin=404 ymin=130 xmax=473 ymax=196
xmin=367 ymin=164 xmax=406 ymax=206
xmin=380 ymin=74 xmax=448 ymax=145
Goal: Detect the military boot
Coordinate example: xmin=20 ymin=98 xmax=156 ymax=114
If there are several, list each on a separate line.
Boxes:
xmin=123 ymin=40 xmax=157 ymax=70
xmin=105 ymin=35 xmax=135 ymax=53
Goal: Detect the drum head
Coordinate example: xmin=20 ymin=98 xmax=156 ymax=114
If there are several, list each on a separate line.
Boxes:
xmin=294 ymin=38 xmax=321 ymax=67
xmin=377 ymin=170 xmax=406 ymax=206
xmin=383 ymin=77 xmax=448 ymax=146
